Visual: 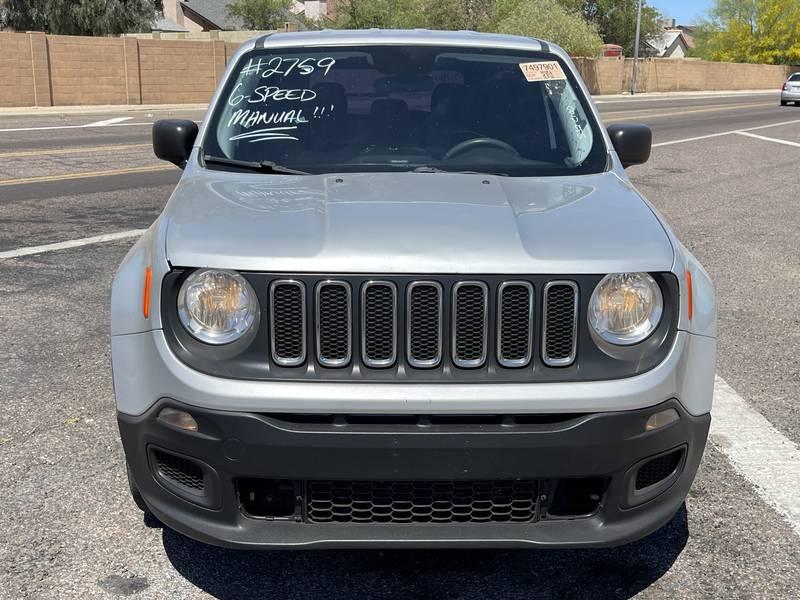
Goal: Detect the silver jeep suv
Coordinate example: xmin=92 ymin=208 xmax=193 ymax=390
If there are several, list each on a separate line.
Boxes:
xmin=112 ymin=29 xmax=716 ymax=549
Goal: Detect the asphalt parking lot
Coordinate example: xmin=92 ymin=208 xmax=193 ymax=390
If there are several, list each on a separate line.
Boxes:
xmin=1 ymin=91 xmax=800 ymax=598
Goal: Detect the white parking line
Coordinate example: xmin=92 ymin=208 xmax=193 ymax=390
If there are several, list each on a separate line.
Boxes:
xmin=652 ymin=118 xmax=800 ymax=147
xmin=85 ymin=117 xmax=133 ymax=127
xmin=0 ymin=229 xmax=146 ymax=260
xmin=736 ymin=131 xmax=800 ymax=148
xmin=0 ymin=122 xmax=152 ymax=133
xmin=712 ymin=376 xmax=800 ymax=536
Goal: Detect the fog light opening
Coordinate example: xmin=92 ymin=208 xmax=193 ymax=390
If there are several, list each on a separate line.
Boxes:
xmin=645 ymin=408 xmax=679 ymax=432
xmin=238 ymin=478 xmax=298 ymax=519
xmin=157 ymin=407 xmax=198 ymax=432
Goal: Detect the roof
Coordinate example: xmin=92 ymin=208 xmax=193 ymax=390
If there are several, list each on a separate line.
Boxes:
xmin=152 ymin=15 xmax=189 ymax=32
xmin=646 ymin=30 xmax=689 ymax=57
xmin=180 ymin=0 xmax=244 ymax=30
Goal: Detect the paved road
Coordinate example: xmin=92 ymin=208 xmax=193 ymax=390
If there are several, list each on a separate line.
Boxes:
xmin=2 ymin=92 xmax=800 ymax=598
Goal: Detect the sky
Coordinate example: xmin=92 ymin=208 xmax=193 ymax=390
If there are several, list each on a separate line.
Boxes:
xmin=650 ymin=0 xmax=712 ymax=25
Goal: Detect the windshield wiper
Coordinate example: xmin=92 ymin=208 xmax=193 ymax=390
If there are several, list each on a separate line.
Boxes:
xmin=203 ymin=155 xmax=309 ymax=175
xmin=411 ymin=166 xmax=508 ymax=176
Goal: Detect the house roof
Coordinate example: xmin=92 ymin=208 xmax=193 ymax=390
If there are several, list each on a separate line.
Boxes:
xmin=647 ymin=30 xmax=689 ymax=57
xmin=180 ymin=0 xmax=244 ymax=30
xmin=153 ymin=14 xmax=189 ymax=32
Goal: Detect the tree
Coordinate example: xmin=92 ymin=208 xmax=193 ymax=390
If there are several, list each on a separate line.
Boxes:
xmin=560 ymin=0 xmax=663 ymax=56
xmin=1 ymin=0 xmax=156 ymax=35
xmin=693 ymin=0 xmax=800 ymax=64
xmin=1 ymin=0 xmax=48 ymax=31
xmin=226 ymin=0 xmax=294 ymax=30
xmin=491 ymin=0 xmax=604 ymax=56
xmin=330 ymin=0 xmax=602 ymax=55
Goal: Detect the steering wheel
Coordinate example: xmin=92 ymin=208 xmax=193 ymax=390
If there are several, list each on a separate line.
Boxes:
xmin=442 ymin=137 xmax=520 ymax=161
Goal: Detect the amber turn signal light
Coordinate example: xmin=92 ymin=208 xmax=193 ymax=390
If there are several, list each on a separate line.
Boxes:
xmin=143 ymin=266 xmax=152 ymax=319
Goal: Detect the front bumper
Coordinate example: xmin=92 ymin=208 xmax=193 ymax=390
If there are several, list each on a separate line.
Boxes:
xmin=120 ymin=397 xmax=709 ymax=549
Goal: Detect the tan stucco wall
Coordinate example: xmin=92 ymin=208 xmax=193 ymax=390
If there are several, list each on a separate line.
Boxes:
xmin=574 ymin=57 xmax=796 ymax=95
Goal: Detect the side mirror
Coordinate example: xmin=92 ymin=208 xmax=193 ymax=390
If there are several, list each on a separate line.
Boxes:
xmin=153 ymin=119 xmax=198 ymax=168
xmin=606 ymin=124 xmax=652 ymax=168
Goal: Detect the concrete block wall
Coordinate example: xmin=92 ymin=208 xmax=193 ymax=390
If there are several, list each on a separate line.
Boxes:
xmin=575 ymin=57 xmax=795 ymax=95
xmin=0 ymin=32 xmax=39 ymax=106
xmin=48 ymin=35 xmax=129 ymax=105
xmin=0 ymin=32 xmax=796 ymax=108
xmin=138 ymin=39 xmax=224 ymax=104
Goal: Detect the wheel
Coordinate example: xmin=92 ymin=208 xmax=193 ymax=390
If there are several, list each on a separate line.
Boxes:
xmin=126 ymin=462 xmax=151 ymax=514
xmin=781 ymin=100 xmax=788 ymax=106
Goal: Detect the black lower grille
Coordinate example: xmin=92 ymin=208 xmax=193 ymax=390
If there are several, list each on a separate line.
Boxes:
xmin=153 ymin=450 xmax=204 ymax=491
xmin=635 ymin=449 xmax=683 ymax=490
xmin=306 ymin=479 xmax=538 ymax=524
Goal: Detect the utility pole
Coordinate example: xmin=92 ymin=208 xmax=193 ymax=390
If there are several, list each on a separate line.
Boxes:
xmin=631 ymin=0 xmax=643 ymax=95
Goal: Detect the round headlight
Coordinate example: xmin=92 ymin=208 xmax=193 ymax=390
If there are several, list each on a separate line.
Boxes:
xmin=588 ymin=273 xmax=663 ymax=346
xmin=177 ymin=269 xmax=259 ymax=345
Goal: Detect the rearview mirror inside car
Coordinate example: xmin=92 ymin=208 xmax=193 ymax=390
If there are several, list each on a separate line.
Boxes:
xmin=153 ymin=119 xmax=198 ymax=168
xmin=606 ymin=124 xmax=652 ymax=168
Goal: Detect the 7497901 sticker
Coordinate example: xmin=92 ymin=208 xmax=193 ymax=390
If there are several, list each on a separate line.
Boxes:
xmin=518 ymin=61 xmax=567 ymax=82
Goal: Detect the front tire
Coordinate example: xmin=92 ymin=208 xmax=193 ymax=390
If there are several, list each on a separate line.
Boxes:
xmin=781 ymin=100 xmax=788 ymax=106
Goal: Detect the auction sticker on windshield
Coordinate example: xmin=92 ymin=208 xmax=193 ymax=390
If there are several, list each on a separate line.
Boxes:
xmin=519 ymin=61 xmax=566 ymax=82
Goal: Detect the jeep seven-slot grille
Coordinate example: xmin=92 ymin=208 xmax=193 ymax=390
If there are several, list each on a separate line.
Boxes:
xmin=407 ymin=282 xmax=443 ymax=367
xmin=362 ymin=282 xmax=397 ymax=367
xmin=498 ymin=282 xmax=534 ymax=367
xmin=266 ymin=278 xmax=579 ymax=372
xmin=542 ymin=282 xmax=578 ymax=367
xmin=306 ymin=479 xmax=538 ymax=523
xmin=316 ymin=281 xmax=351 ymax=367
xmin=452 ymin=282 xmax=488 ymax=367
xmin=270 ymin=281 xmax=306 ymax=366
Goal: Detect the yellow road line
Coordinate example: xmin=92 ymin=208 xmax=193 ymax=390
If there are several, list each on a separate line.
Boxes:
xmin=0 ymin=143 xmax=151 ymax=159
xmin=0 ymin=164 xmax=175 ymax=187
xmin=602 ymin=101 xmax=776 ymax=123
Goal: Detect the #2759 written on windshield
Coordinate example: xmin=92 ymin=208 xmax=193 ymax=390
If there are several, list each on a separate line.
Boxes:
xmin=518 ymin=61 xmax=566 ymax=83
xmin=223 ymin=56 xmax=337 ymax=143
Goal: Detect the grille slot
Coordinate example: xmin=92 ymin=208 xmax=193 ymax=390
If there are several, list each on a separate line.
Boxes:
xmin=306 ymin=479 xmax=538 ymax=524
xmin=452 ymin=281 xmax=489 ymax=368
xmin=635 ymin=449 xmax=683 ymax=490
xmin=270 ymin=280 xmax=307 ymax=367
xmin=361 ymin=281 xmax=397 ymax=368
xmin=542 ymin=281 xmax=578 ymax=367
xmin=497 ymin=281 xmax=534 ymax=367
xmin=316 ymin=281 xmax=351 ymax=367
xmin=406 ymin=282 xmax=443 ymax=368
xmin=153 ymin=450 xmax=204 ymax=492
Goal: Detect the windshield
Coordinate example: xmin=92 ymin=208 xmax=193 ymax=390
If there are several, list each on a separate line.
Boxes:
xmin=203 ymin=44 xmax=607 ymax=177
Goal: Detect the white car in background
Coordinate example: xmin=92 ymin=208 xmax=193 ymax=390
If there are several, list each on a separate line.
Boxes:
xmin=781 ymin=73 xmax=800 ymax=105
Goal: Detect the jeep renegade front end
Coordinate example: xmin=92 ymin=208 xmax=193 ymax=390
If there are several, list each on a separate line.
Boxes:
xmin=112 ymin=30 xmax=716 ymax=548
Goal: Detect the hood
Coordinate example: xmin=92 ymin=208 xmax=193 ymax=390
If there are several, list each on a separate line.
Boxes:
xmin=164 ymin=170 xmax=673 ymax=274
